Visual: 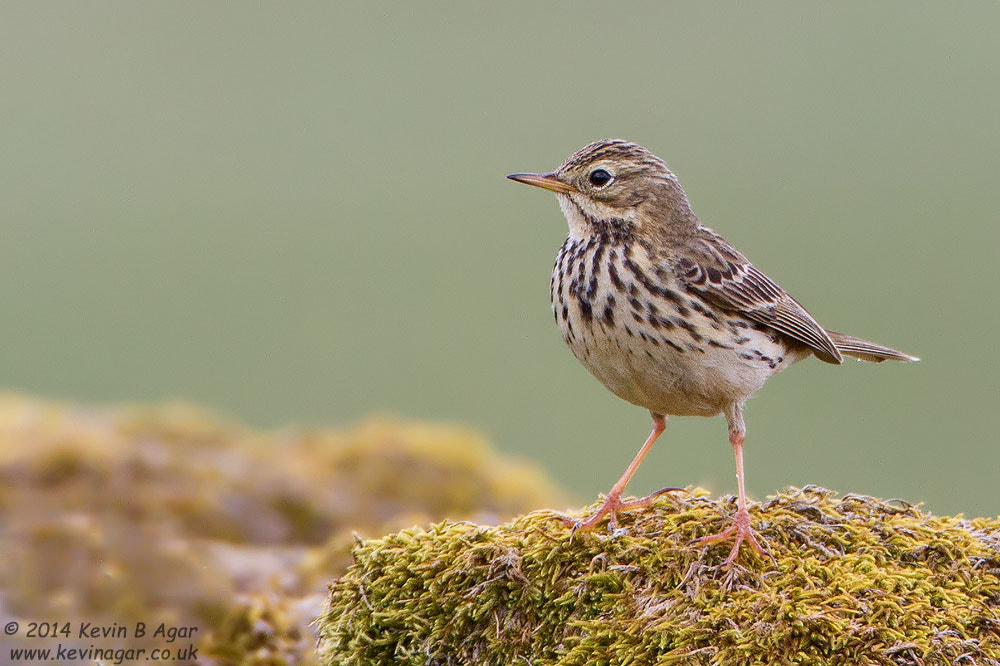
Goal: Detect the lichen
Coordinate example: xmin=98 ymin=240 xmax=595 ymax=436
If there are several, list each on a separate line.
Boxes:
xmin=318 ymin=486 xmax=1000 ymax=665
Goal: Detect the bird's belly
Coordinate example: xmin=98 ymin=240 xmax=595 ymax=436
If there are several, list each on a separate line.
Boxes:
xmin=550 ymin=234 xmax=806 ymax=417
xmin=570 ymin=327 xmax=710 ymax=415
xmin=566 ymin=321 xmax=801 ymax=416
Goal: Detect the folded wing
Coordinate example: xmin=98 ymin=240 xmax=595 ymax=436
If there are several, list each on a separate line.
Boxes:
xmin=672 ymin=228 xmax=843 ymax=364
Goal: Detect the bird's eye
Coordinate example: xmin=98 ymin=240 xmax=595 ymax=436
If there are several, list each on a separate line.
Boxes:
xmin=588 ymin=169 xmax=612 ymax=188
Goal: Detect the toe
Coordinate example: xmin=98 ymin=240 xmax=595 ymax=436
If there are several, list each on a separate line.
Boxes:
xmin=722 ymin=536 xmax=745 ymax=568
xmin=690 ymin=525 xmax=736 ymax=547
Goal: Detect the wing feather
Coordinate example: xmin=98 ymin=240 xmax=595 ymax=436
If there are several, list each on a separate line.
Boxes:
xmin=673 ymin=228 xmax=843 ymax=364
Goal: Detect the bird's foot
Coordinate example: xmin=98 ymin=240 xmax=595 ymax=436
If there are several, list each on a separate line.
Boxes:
xmin=691 ymin=508 xmax=772 ymax=567
xmin=556 ymin=486 xmax=683 ymax=536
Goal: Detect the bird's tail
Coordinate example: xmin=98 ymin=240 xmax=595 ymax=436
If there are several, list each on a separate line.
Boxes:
xmin=825 ymin=330 xmax=919 ymax=363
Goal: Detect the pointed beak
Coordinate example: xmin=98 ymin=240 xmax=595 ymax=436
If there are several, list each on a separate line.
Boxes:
xmin=506 ymin=172 xmax=577 ymax=194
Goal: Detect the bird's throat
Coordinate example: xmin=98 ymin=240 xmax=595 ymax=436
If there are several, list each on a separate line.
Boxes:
xmin=559 ymin=196 xmax=636 ymax=241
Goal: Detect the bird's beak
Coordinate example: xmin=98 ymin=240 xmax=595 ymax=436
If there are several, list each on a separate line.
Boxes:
xmin=506 ymin=172 xmax=576 ymax=194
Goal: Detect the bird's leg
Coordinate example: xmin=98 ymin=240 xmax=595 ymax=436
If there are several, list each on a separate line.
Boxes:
xmin=693 ymin=404 xmax=770 ymax=566
xmin=563 ymin=412 xmax=682 ymax=533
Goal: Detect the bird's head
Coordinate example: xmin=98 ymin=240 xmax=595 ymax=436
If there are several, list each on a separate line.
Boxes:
xmin=508 ymin=139 xmax=698 ymax=239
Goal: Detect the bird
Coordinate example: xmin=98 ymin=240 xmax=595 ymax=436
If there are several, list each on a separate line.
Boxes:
xmin=507 ymin=139 xmax=917 ymax=566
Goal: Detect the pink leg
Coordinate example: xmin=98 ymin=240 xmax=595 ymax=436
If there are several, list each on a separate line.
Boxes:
xmin=566 ymin=412 xmax=682 ymax=532
xmin=692 ymin=428 xmax=770 ymax=566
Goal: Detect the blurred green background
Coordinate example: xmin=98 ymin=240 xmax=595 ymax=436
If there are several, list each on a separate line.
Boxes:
xmin=1 ymin=2 xmax=997 ymax=516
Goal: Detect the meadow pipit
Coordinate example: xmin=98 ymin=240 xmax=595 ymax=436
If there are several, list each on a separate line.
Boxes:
xmin=509 ymin=140 xmax=917 ymax=566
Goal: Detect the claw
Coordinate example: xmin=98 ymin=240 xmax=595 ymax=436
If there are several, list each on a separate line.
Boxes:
xmin=559 ymin=487 xmax=685 ymax=537
xmin=691 ymin=508 xmax=772 ymax=567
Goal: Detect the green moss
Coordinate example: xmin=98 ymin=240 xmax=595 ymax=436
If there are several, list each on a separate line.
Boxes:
xmin=0 ymin=394 xmax=568 ymax=665
xmin=319 ymin=486 xmax=1000 ymax=665
xmin=200 ymin=594 xmax=313 ymax=666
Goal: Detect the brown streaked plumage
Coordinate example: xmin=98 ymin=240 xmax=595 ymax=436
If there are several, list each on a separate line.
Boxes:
xmin=508 ymin=139 xmax=918 ymax=567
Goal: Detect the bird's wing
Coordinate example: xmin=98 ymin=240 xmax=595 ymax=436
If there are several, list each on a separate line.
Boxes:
xmin=672 ymin=228 xmax=843 ymax=364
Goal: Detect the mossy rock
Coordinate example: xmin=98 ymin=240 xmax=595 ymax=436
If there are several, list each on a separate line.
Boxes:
xmin=0 ymin=394 xmax=568 ymax=665
xmin=318 ymin=486 xmax=1000 ymax=665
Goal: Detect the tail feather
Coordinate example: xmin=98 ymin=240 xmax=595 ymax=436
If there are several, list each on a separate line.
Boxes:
xmin=825 ymin=330 xmax=919 ymax=363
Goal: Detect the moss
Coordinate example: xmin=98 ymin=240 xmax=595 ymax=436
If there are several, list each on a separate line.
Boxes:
xmin=0 ymin=394 xmax=568 ymax=666
xmin=200 ymin=594 xmax=313 ymax=666
xmin=319 ymin=486 xmax=1000 ymax=665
